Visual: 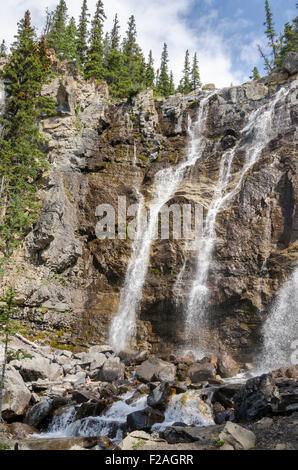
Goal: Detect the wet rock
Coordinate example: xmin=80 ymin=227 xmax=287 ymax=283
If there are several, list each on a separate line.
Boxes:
xmin=163 ymin=424 xmax=223 ymax=444
xmin=135 ymin=357 xmax=176 ymax=383
xmin=212 ymin=383 xmax=243 ymax=409
xmin=217 ymin=353 xmax=240 ymax=378
xmin=98 ymin=357 xmax=125 ymax=382
xmin=234 ymin=374 xmax=280 ymax=421
xmin=24 ymin=400 xmax=53 ymax=428
xmin=214 ymin=409 xmax=236 ymax=425
xmin=127 ymin=406 xmax=165 ymax=431
xmin=72 ymin=389 xmax=98 ymax=404
xmin=283 ymin=51 xmax=298 ymax=75
xmin=1 ymin=366 xmax=31 ymax=421
xmin=187 ymin=358 xmax=216 ymax=383
xmin=9 ymin=422 xmax=39 ymax=439
xmin=75 ymin=399 xmax=112 ymax=420
xmin=219 ymin=422 xmax=256 ymax=450
xmin=147 ymin=382 xmax=171 ymax=410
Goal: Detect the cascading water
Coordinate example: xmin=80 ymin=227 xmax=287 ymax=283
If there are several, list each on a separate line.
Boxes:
xmin=109 ymin=91 xmax=217 ymax=352
xmin=257 ymin=265 xmax=298 ymax=373
xmin=183 ymin=86 xmax=291 ymax=357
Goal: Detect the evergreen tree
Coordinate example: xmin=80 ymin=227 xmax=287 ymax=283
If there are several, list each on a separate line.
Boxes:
xmin=180 ymin=50 xmax=191 ymax=94
xmin=250 ymin=66 xmax=261 ymax=80
xmin=46 ymin=0 xmax=68 ymax=59
xmin=275 ymin=6 xmax=298 ymax=69
xmin=264 ymin=0 xmax=277 ymax=59
xmin=157 ymin=43 xmax=171 ymax=96
xmin=0 ymin=11 xmax=56 ymax=256
xmin=122 ymin=15 xmax=146 ymax=95
xmin=0 ymin=40 xmax=7 ymax=57
xmin=145 ymin=50 xmax=155 ymax=88
xmin=84 ymin=0 xmax=106 ymax=80
xmin=191 ymin=53 xmax=201 ymax=90
xmin=76 ymin=0 xmax=90 ymax=67
xmin=103 ymin=14 xmax=124 ymax=97
xmin=169 ymin=71 xmax=175 ymax=95
xmin=64 ymin=17 xmax=78 ymax=61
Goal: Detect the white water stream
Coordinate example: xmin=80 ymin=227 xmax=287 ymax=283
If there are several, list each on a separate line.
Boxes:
xmin=183 ymin=87 xmax=291 ymax=356
xmin=257 ymin=265 xmax=298 ymax=373
xmin=109 ymin=91 xmax=217 ymax=352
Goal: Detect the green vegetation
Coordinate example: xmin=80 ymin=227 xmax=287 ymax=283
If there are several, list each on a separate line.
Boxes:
xmin=256 ymin=1 xmax=298 ymax=74
xmin=132 ymin=439 xmax=146 ymax=450
xmin=0 ymin=11 xmax=56 ymax=257
xmin=0 ymin=287 xmax=19 ymax=423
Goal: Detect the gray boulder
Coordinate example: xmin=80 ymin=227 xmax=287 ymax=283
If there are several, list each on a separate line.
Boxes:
xmin=147 ymin=382 xmax=171 ymax=410
xmin=283 ymin=52 xmax=298 ymax=75
xmin=126 ymin=407 xmax=165 ymax=431
xmin=24 ymin=400 xmax=53 ymax=428
xmin=1 ymin=366 xmax=31 ymax=421
xmin=135 ymin=357 xmax=176 ymax=383
xmin=99 ymin=357 xmax=125 ymax=382
xmin=17 ymin=356 xmax=62 ymax=382
xmin=187 ymin=358 xmax=216 ymax=383
xmin=219 ymin=422 xmax=256 ymax=450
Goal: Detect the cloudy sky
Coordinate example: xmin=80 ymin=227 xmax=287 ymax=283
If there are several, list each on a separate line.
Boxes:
xmin=0 ymin=0 xmax=296 ymax=88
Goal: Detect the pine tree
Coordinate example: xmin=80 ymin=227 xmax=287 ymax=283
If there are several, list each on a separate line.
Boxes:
xmin=191 ymin=53 xmax=201 ymax=90
xmin=181 ymin=50 xmax=191 ymax=94
xmin=145 ymin=50 xmax=155 ymax=88
xmin=46 ymin=0 xmax=68 ymax=59
xmin=0 ymin=40 xmax=7 ymax=57
xmin=250 ymin=66 xmax=261 ymax=80
xmin=264 ymin=0 xmax=277 ymax=59
xmin=84 ymin=0 xmax=106 ymax=80
xmin=103 ymin=14 xmax=123 ymax=98
xmin=0 ymin=11 xmax=56 ymax=256
xmin=122 ymin=15 xmax=146 ymax=96
xmin=64 ymin=17 xmax=78 ymax=61
xmin=76 ymin=0 xmax=90 ymax=67
xmin=157 ymin=43 xmax=171 ymax=97
xmin=275 ymin=6 xmax=298 ymax=69
xmin=169 ymin=71 xmax=175 ymax=95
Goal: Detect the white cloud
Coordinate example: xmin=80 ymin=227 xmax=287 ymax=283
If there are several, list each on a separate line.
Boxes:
xmin=0 ymin=0 xmax=245 ymax=88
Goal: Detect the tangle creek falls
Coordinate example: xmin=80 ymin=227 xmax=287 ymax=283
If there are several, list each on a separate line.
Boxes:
xmin=1 ymin=56 xmax=297 ymax=368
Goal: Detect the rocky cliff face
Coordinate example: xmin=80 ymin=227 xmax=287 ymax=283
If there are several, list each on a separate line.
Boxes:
xmin=1 ymin=55 xmax=297 ymax=365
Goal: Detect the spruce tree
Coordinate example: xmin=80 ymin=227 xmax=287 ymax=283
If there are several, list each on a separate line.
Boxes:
xmin=157 ymin=43 xmax=171 ymax=97
xmin=103 ymin=14 xmax=123 ymax=98
xmin=145 ymin=50 xmax=155 ymax=88
xmin=264 ymin=0 xmax=277 ymax=59
xmin=250 ymin=66 xmax=261 ymax=80
xmin=76 ymin=0 xmax=90 ymax=67
xmin=0 ymin=40 xmax=7 ymax=57
xmin=122 ymin=15 xmax=146 ymax=96
xmin=0 ymin=11 xmax=56 ymax=256
xmin=191 ymin=53 xmax=201 ymax=90
xmin=275 ymin=7 xmax=298 ymax=69
xmin=85 ymin=0 xmax=106 ymax=80
xmin=46 ymin=0 xmax=68 ymax=59
xmin=169 ymin=71 xmax=175 ymax=95
xmin=64 ymin=17 xmax=78 ymax=61
xmin=181 ymin=50 xmax=191 ymax=94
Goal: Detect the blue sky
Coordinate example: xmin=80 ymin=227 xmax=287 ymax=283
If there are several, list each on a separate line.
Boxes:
xmin=0 ymin=0 xmax=297 ymax=87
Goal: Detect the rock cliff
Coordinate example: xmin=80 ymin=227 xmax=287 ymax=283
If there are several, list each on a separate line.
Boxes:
xmin=0 ymin=54 xmax=297 ymax=365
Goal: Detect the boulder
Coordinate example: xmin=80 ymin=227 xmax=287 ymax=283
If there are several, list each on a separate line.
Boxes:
xmin=234 ymin=374 xmax=280 ymax=421
xmin=282 ymin=52 xmax=298 ymax=75
xmin=202 ymin=83 xmax=215 ymax=90
xmin=9 ymin=422 xmax=39 ymax=439
xmin=126 ymin=407 xmax=165 ymax=431
xmin=217 ymin=353 xmax=240 ymax=378
xmin=187 ymin=358 xmax=216 ymax=383
xmin=219 ymin=422 xmax=256 ymax=450
xmin=119 ymin=430 xmax=163 ymax=450
xmin=24 ymin=400 xmax=53 ymax=428
xmin=98 ymin=357 xmax=125 ymax=382
xmin=212 ymin=383 xmax=242 ymax=409
xmin=16 ymin=356 xmax=62 ymax=382
xmin=135 ymin=357 xmax=176 ymax=383
xmin=1 ymin=366 xmax=31 ymax=421
xmin=147 ymin=382 xmax=171 ymax=410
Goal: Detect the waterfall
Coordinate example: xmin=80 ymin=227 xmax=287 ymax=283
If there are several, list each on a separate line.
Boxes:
xmin=184 ymin=87 xmax=291 ymax=357
xmin=109 ymin=91 xmax=217 ymax=352
xmin=257 ymin=265 xmax=298 ymax=373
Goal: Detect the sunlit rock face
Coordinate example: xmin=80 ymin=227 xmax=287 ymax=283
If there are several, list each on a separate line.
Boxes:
xmin=1 ymin=52 xmax=297 ymax=366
